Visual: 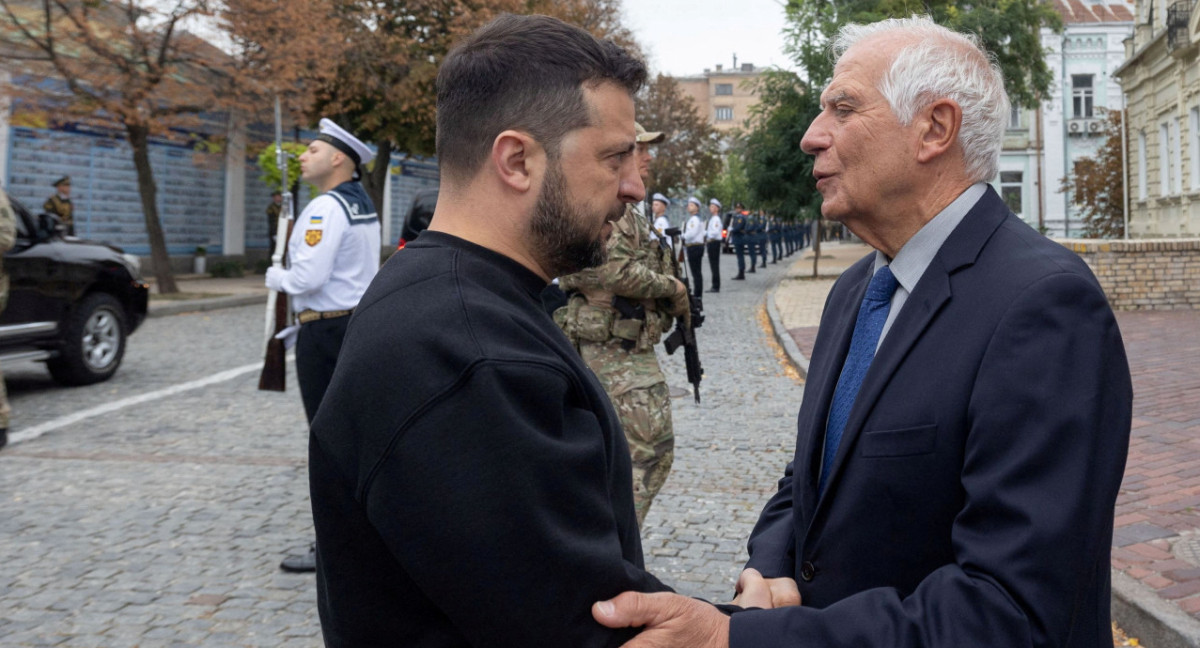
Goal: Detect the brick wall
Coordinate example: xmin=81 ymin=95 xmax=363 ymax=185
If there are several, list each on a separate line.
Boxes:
xmin=1059 ymin=239 xmax=1200 ymax=310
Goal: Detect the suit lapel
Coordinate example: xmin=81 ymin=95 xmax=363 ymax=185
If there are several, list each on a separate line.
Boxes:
xmin=813 ymin=187 xmax=1011 ymax=511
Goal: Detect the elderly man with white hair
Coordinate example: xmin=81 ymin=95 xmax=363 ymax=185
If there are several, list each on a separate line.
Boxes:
xmin=594 ymin=16 xmax=1131 ymax=648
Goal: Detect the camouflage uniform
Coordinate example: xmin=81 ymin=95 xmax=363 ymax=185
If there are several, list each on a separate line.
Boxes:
xmin=43 ymin=193 xmax=73 ymax=236
xmin=557 ymin=203 xmax=679 ymax=526
xmin=0 ymin=191 xmax=17 ymax=439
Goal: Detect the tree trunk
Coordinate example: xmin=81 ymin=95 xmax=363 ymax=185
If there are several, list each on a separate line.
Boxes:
xmin=811 ymin=215 xmax=822 ymax=279
xmin=361 ymin=139 xmax=393 ymax=216
xmin=126 ymin=123 xmax=178 ymax=294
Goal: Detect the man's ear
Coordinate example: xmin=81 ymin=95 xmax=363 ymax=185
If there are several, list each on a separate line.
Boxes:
xmin=492 ymin=130 xmax=543 ymax=194
xmin=915 ymin=98 xmax=962 ymax=164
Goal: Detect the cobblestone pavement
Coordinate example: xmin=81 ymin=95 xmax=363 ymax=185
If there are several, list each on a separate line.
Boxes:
xmin=644 ymin=251 xmax=804 ymax=601
xmin=1 ymin=305 xmax=318 ymax=647
xmin=0 ymin=250 xmax=808 ymax=645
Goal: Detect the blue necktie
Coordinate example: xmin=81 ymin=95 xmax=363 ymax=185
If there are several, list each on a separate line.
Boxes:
xmin=819 ymin=265 xmax=899 ymax=495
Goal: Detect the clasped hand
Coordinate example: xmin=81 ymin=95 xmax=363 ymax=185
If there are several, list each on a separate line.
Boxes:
xmin=592 ymin=568 xmax=801 ymax=648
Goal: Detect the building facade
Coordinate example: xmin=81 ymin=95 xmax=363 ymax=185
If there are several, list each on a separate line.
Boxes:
xmin=0 ymin=97 xmax=438 ymax=264
xmin=676 ymin=60 xmax=764 ymax=131
xmin=998 ymin=0 xmax=1134 ymax=237
xmin=1114 ymin=0 xmax=1200 ymax=237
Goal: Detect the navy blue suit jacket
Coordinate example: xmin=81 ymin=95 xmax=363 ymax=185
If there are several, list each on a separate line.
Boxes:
xmin=732 ymin=187 xmax=1132 ymax=648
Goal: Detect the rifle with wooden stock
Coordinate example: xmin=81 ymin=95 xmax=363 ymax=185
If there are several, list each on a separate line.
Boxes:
xmin=258 ymin=98 xmax=295 ymax=392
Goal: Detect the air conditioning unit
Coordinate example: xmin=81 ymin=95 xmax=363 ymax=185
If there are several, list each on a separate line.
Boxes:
xmin=1069 ymin=121 xmax=1081 ymax=133
xmin=1089 ymin=120 xmax=1103 ymax=133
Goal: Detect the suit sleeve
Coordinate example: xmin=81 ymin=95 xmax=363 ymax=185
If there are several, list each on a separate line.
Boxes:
xmin=363 ymin=361 xmax=671 ymax=648
xmin=743 ymin=461 xmax=797 ymax=579
xmin=732 ymin=271 xmax=1132 ymax=647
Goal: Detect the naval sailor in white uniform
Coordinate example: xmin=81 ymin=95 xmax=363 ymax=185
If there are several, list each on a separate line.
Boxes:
xmin=266 ymin=117 xmax=380 ymax=573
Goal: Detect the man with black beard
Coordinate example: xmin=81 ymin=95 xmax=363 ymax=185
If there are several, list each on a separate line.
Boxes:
xmin=304 ymin=14 xmax=756 ymax=648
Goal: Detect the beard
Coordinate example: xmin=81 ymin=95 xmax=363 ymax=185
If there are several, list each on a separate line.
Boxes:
xmin=529 ymin=162 xmax=623 ymax=277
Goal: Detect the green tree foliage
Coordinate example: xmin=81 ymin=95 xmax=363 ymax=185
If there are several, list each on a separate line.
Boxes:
xmin=255 ymin=142 xmax=310 ymax=194
xmin=783 ymin=0 xmax=1061 ymax=109
xmin=743 ymin=70 xmax=820 ymax=220
xmin=701 ymin=137 xmax=751 ymax=212
xmin=634 ymin=74 xmax=723 ymax=196
xmin=1060 ymin=109 xmax=1125 ymax=239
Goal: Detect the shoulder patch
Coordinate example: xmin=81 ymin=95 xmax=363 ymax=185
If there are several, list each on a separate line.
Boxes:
xmin=305 ymin=230 xmax=323 ymax=246
xmin=309 ymin=214 xmax=323 ymax=224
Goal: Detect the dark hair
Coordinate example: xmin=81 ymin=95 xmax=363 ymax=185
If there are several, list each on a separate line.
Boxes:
xmin=436 ymin=14 xmax=647 ymax=183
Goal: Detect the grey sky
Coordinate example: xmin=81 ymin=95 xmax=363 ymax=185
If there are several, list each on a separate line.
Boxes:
xmin=621 ymin=0 xmax=793 ymax=77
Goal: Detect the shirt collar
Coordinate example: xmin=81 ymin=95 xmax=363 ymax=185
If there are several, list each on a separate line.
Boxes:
xmin=874 ymin=182 xmax=986 ymax=292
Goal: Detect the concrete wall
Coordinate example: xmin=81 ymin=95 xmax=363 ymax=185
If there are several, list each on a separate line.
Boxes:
xmin=1062 ymin=238 xmax=1200 ymax=309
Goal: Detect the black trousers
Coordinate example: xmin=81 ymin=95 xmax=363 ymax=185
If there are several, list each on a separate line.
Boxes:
xmin=706 ymin=241 xmax=722 ymax=290
xmin=296 ymin=314 xmax=351 ymax=424
xmin=685 ymin=245 xmax=705 ymax=298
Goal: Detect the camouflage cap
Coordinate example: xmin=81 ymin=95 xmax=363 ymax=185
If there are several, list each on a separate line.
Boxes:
xmin=635 ymin=122 xmax=665 ymax=144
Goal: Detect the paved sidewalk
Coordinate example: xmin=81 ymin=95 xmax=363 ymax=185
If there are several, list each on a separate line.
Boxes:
xmin=146 ymin=274 xmax=269 ymax=318
xmin=771 ymin=242 xmax=1200 ymax=647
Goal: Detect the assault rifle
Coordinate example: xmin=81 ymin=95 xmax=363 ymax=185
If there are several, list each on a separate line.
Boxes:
xmin=258 ymin=97 xmax=295 ymax=392
xmin=662 ymin=227 xmax=703 ymax=403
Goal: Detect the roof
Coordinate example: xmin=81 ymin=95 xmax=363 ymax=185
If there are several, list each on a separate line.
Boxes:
xmin=1054 ymin=0 xmax=1135 ymax=23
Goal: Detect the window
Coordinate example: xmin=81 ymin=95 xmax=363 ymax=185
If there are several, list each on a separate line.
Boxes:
xmin=1000 ymin=171 xmax=1023 ymax=215
xmin=1156 ymin=122 xmax=1176 ymax=194
xmin=1191 ymin=107 xmax=1200 ymax=190
xmin=715 ymin=83 xmax=733 ymax=96
xmin=1072 ymin=75 xmax=1094 ymax=118
xmin=715 ymin=106 xmax=734 ymax=121
xmin=1173 ymin=116 xmax=1182 ymax=194
xmin=1009 ymin=105 xmax=1022 ymax=129
xmin=1138 ymin=130 xmax=1147 ymax=201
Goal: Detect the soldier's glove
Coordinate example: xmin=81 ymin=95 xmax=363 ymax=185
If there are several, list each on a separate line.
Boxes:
xmin=666 ymin=279 xmax=690 ymax=318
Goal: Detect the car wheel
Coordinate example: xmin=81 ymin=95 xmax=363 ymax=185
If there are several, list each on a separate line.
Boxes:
xmin=47 ymin=292 xmax=127 ymax=386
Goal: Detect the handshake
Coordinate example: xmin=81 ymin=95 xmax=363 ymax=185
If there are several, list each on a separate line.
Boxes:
xmin=592 ymin=569 xmax=801 ymax=648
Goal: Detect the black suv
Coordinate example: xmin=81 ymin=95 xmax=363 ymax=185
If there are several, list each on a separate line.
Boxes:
xmin=1 ymin=191 xmax=148 ymax=385
xmin=396 ymin=187 xmax=437 ymax=249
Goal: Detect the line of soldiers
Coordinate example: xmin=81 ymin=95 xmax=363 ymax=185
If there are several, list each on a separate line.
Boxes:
xmin=727 ymin=207 xmax=811 ymax=279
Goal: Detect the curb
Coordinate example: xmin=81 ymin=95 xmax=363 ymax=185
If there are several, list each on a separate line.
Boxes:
xmin=1112 ymin=569 xmax=1200 ymax=648
xmin=765 ymin=288 xmax=809 ymax=380
xmin=148 ymin=293 xmax=267 ymax=318
xmin=764 ymin=255 xmax=1191 ymax=647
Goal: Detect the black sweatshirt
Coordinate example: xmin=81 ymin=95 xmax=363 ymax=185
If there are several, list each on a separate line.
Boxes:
xmin=309 ymin=231 xmax=671 ymax=647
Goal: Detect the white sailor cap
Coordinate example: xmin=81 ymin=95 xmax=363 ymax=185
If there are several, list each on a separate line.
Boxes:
xmin=652 ymin=192 xmax=670 ymax=205
xmin=316 ymin=118 xmax=374 ymax=167
xmin=687 ymin=196 xmax=702 ymax=207
xmin=709 ymin=198 xmax=722 ymax=208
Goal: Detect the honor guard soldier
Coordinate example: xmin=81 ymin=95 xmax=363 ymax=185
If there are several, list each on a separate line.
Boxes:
xmin=266 ymin=118 xmax=380 ymax=573
xmin=745 ymin=209 xmax=762 ymax=273
xmin=43 ymin=176 xmax=74 ymax=236
xmin=651 ymin=193 xmax=671 ymax=249
xmin=704 ymin=198 xmax=723 ymax=292
xmin=681 ymin=196 xmax=706 ymax=299
xmin=769 ymin=215 xmax=783 ymax=263
xmin=556 ymin=122 xmax=689 ymax=527
xmin=729 ymin=202 xmax=749 ymax=280
xmin=756 ymin=211 xmax=769 ymax=268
